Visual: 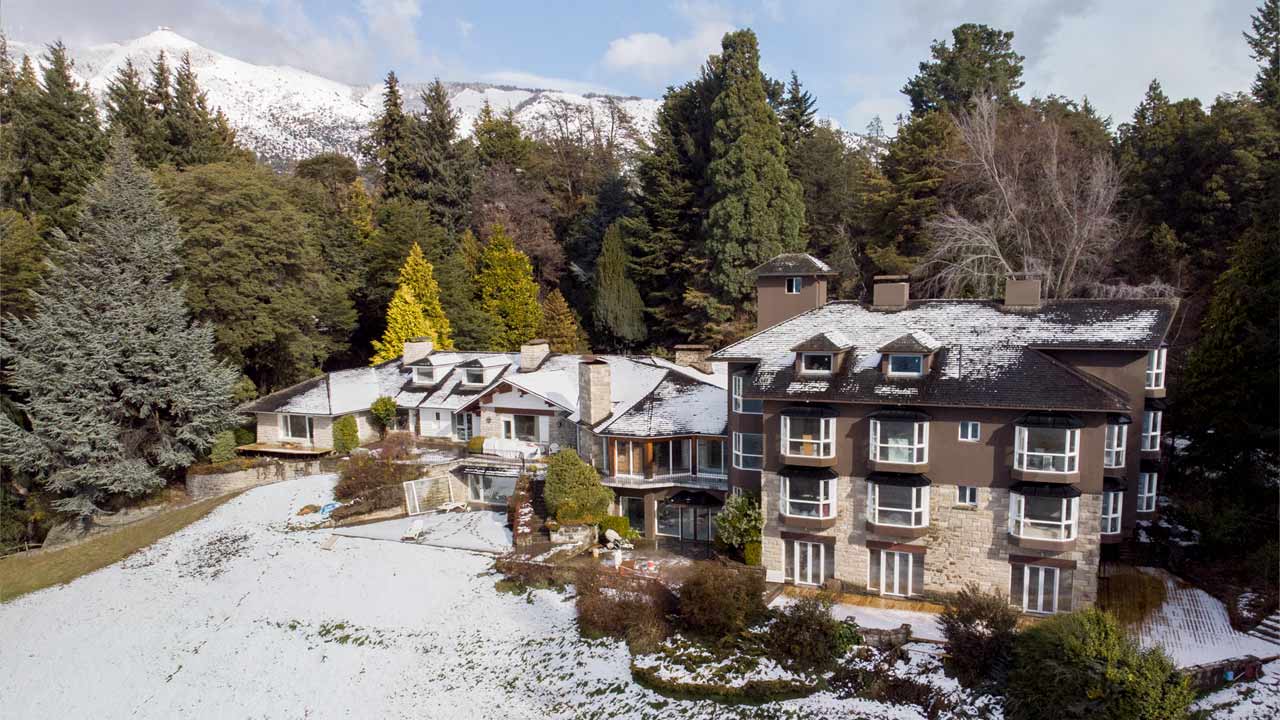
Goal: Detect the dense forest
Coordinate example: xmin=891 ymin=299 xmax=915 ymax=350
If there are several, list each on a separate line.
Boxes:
xmin=0 ymin=4 xmax=1276 ymax=552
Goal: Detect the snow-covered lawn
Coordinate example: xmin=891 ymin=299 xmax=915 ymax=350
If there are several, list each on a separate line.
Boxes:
xmin=1129 ymin=568 xmax=1279 ymax=667
xmin=334 ymin=510 xmax=512 ymax=553
xmin=770 ymin=595 xmax=946 ymax=642
xmin=0 ymin=474 xmax=996 ymax=719
xmin=1193 ymin=660 xmax=1280 ymax=719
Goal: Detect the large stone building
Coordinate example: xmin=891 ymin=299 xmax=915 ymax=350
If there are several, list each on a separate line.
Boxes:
xmin=708 ymin=254 xmax=1175 ymax=614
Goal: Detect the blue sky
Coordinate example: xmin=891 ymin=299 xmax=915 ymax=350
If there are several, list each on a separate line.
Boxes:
xmin=4 ymin=0 xmax=1261 ymax=131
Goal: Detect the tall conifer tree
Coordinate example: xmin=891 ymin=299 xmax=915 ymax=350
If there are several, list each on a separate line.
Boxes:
xmin=397 ymin=242 xmax=453 ymax=349
xmin=416 ymin=79 xmax=474 ymax=233
xmin=592 ymin=223 xmax=647 ymax=347
xmin=364 ymin=71 xmax=418 ymax=199
xmin=540 ymin=289 xmax=589 ymax=353
xmin=370 ymin=285 xmax=433 ymax=364
xmin=477 ymin=225 xmax=541 ymax=350
xmin=780 ymin=71 xmax=817 ymax=150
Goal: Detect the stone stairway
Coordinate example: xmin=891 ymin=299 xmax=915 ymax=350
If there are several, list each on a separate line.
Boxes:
xmin=514 ymin=479 xmax=551 ymax=546
xmin=1247 ymin=611 xmax=1280 ymax=647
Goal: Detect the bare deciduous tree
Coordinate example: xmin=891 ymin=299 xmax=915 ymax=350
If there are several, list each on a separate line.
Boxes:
xmin=918 ymin=95 xmax=1123 ymax=299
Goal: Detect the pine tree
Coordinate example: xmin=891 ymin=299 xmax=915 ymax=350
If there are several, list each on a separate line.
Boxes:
xmin=0 ymin=210 xmax=48 ymax=319
xmin=436 ymin=231 xmax=498 ymax=350
xmin=0 ymin=136 xmax=238 ymax=516
xmin=474 ymin=100 xmax=533 ymax=169
xmin=370 ymin=285 xmax=433 ymax=363
xmin=540 ymin=289 xmax=588 ymax=353
xmin=164 ymin=52 xmax=246 ymax=167
xmin=704 ymin=30 xmax=806 ymax=304
xmin=902 ymin=23 xmax=1025 ymax=116
xmin=780 ymin=71 xmax=817 ymax=150
xmin=397 ymin=242 xmax=453 ymax=349
xmin=1246 ymin=0 xmax=1280 ymax=109
xmin=363 ymin=71 xmax=419 ymax=199
xmin=865 ymin=111 xmax=956 ymax=275
xmin=592 ymin=223 xmax=647 ymax=347
xmin=415 ymin=79 xmax=474 ymax=233
xmin=105 ymin=58 xmax=162 ymax=166
xmin=477 ymin=224 xmax=542 ymax=350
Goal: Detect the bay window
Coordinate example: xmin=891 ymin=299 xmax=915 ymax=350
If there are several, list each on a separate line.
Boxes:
xmin=869 ymin=419 xmax=928 ymax=464
xmin=1104 ymin=422 xmax=1127 ymax=468
xmin=1141 ymin=411 xmax=1162 ymax=451
xmin=1101 ymin=490 xmax=1123 ymax=535
xmin=1138 ymin=472 xmax=1158 ymax=512
xmin=1014 ymin=425 xmax=1079 ymax=473
xmin=696 ymin=438 xmax=725 ymax=478
xmin=780 ymin=473 xmax=837 ymax=519
xmin=1146 ymin=348 xmax=1166 ymax=390
xmin=1008 ymin=490 xmax=1078 ymax=541
xmin=613 ymin=440 xmax=645 ymax=477
xmin=732 ymin=432 xmax=763 ymax=470
xmin=866 ymin=481 xmax=929 ymax=528
xmin=653 ymin=439 xmax=691 ymax=478
xmin=781 ymin=415 xmax=835 ymax=458
xmin=732 ymin=372 xmax=763 ymax=414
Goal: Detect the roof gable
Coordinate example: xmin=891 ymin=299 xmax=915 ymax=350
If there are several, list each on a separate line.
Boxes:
xmin=752 ymin=253 xmax=836 ymax=277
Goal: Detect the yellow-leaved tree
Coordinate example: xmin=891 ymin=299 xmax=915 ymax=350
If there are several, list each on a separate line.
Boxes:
xmin=370 ymin=285 xmax=432 ymax=364
xmin=397 ymin=242 xmax=453 ymax=349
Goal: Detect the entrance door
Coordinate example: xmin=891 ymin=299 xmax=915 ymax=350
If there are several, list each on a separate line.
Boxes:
xmin=1023 ymin=565 xmax=1059 ymax=614
xmin=793 ymin=541 xmax=826 ymax=586
xmin=880 ymin=551 xmax=913 ymax=597
xmin=501 ymin=417 xmax=514 ymax=440
xmin=454 ymin=413 xmax=473 ymax=441
xmin=620 ymin=497 xmax=645 ymax=534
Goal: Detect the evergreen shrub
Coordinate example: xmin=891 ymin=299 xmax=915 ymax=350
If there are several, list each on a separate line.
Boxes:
xmin=370 ymin=396 xmax=398 ymax=434
xmin=543 ymin=450 xmax=613 ymax=525
xmin=598 ymin=515 xmax=633 ymax=540
xmin=332 ymin=415 xmax=359 ymax=454
xmin=744 ymin=541 xmax=762 ymax=567
xmin=209 ymin=430 xmax=238 ymax=463
xmin=765 ymin=594 xmax=857 ymax=670
xmin=677 ymin=562 xmax=766 ymax=638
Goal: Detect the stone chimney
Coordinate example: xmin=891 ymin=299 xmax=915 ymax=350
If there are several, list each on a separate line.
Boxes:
xmin=578 ymin=357 xmax=612 ymax=426
xmin=518 ymin=339 xmax=551 ymax=372
xmin=1004 ymin=276 xmax=1043 ymax=309
xmin=673 ymin=344 xmax=713 ymax=374
xmin=872 ymin=275 xmax=910 ymax=310
xmin=402 ymin=337 xmax=434 ymax=365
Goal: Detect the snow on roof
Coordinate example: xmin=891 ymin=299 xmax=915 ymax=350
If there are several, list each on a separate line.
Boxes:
xmin=595 ymin=372 xmax=727 ymax=437
xmin=791 ymin=330 xmax=854 ymax=353
xmin=753 ymin=253 xmax=835 ymax=277
xmin=464 ymin=355 xmax=513 ymax=368
xmin=878 ymin=331 xmax=942 ymax=354
xmin=410 ymin=352 xmax=465 ymax=367
xmin=504 ymin=367 xmax=578 ymax=411
xmin=711 ymin=299 xmax=1177 ymax=412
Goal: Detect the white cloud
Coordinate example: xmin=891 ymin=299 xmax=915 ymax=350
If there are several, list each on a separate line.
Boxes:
xmin=358 ymin=0 xmax=424 ymax=62
xmin=602 ymin=2 xmax=734 ymax=81
xmin=844 ymin=95 xmax=908 ymax=134
xmin=456 ymin=18 xmax=474 ymax=40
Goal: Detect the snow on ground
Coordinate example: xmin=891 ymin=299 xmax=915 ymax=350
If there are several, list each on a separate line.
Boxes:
xmin=335 ymin=511 xmax=512 ymax=554
xmin=0 ymin=474 xmax=983 ymax=720
xmin=1130 ymin=568 xmax=1280 ymax=667
xmin=770 ymin=595 xmax=946 ymax=642
xmin=1192 ymin=660 xmax=1280 ymax=719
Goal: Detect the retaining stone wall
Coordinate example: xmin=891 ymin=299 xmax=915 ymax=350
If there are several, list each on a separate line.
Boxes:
xmin=186 ymin=458 xmax=338 ymax=500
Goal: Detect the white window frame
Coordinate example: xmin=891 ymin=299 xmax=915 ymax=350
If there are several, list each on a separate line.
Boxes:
xmin=1014 ymin=426 xmax=1080 ymax=473
xmin=1142 ymin=411 xmax=1162 ymax=452
xmin=280 ymin=414 xmax=312 ymax=441
xmin=1008 ymin=493 xmax=1078 ymax=541
xmin=1102 ymin=490 xmax=1123 ymax=535
xmin=785 ymin=276 xmax=803 ymax=294
xmin=413 ymin=367 xmax=434 ymax=384
xmin=958 ymin=421 xmax=980 ymax=442
xmin=732 ymin=432 xmax=763 ymax=470
xmin=1146 ymin=348 xmax=1166 ymax=390
xmin=869 ymin=419 xmax=929 ymax=464
xmin=887 ymin=354 xmax=924 ymax=377
xmin=463 ymin=368 xmax=486 ymax=386
xmin=731 ymin=372 xmax=763 ymax=414
xmin=613 ymin=440 xmax=644 ymax=478
xmin=1016 ymin=564 xmax=1061 ymax=615
xmin=1138 ymin=472 xmax=1158 ymax=512
xmin=696 ymin=438 xmax=726 ymax=478
xmin=454 ymin=412 xmax=473 ymax=441
xmin=780 ymin=475 xmax=837 ymax=519
xmin=866 ymin=483 xmax=929 ymax=528
xmin=871 ymin=550 xmax=919 ymax=598
xmin=1104 ymin=423 xmax=1128 ymax=468
xmin=652 ymin=439 xmax=692 ymax=479
xmin=791 ymin=541 xmax=826 ymax=586
xmin=799 ymin=352 xmax=834 ymax=376
xmin=780 ymin=415 xmax=835 ymax=458
xmin=957 ymin=485 xmax=978 ymax=506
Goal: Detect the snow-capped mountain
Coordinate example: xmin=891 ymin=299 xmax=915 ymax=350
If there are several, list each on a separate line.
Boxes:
xmin=10 ymin=29 xmax=660 ymax=167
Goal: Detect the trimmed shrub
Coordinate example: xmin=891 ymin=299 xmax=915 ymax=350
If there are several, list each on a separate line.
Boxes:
xmin=766 ymin=594 xmax=857 ymax=670
xmin=544 ymin=450 xmax=613 ymax=525
xmin=334 ymin=453 xmax=415 ymax=502
xmin=466 ymin=435 xmax=486 ymax=454
xmin=332 ymin=415 xmax=360 ymax=454
xmin=1006 ymin=608 xmax=1194 ymax=720
xmin=744 ymin=541 xmax=762 ymax=567
xmin=939 ymin=583 xmax=1020 ymax=688
xmin=209 ymin=430 xmax=238 ymax=463
xmin=715 ymin=493 xmax=763 ymax=553
xmin=598 ymin=514 xmax=635 ymax=541
xmin=677 ymin=562 xmax=766 ymax=638
xmin=369 ymin=396 xmax=398 ymax=434
xmin=233 ymin=425 xmax=255 ymax=446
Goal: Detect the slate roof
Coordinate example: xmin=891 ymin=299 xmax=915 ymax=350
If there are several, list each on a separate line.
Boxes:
xmin=710 ymin=298 xmax=1177 ymax=412
xmin=240 ymin=361 xmax=410 ymax=415
xmin=594 ymin=372 xmax=728 ymax=438
xmin=791 ymin=330 xmax=854 ymax=352
xmin=752 ymin=253 xmax=836 ymax=277
xmin=878 ymin=331 xmax=942 ymax=354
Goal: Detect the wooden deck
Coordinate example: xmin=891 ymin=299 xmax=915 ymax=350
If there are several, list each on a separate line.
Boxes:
xmin=235 ymin=443 xmax=330 ymax=457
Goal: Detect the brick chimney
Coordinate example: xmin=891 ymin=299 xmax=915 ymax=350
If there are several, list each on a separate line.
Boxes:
xmin=578 ymin=357 xmax=612 ymax=426
xmin=518 ymin=339 xmax=550 ymax=372
xmin=673 ymin=344 xmax=712 ymax=374
xmin=872 ymin=275 xmax=910 ymax=310
xmin=1004 ymin=276 xmax=1042 ymax=309
xmin=402 ymin=337 xmax=433 ymax=364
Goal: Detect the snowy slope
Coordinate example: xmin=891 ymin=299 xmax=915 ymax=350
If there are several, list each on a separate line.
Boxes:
xmin=11 ymin=29 xmax=660 ymax=167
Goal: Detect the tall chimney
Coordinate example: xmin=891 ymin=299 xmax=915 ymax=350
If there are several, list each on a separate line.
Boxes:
xmin=673 ymin=344 xmax=712 ymax=374
xmin=402 ymin=338 xmax=434 ymax=364
xmin=1004 ymin=276 xmax=1042 ymax=309
xmin=872 ymin=275 xmax=910 ymax=310
xmin=518 ymin=339 xmax=550 ymax=372
xmin=578 ymin=357 xmax=612 ymax=426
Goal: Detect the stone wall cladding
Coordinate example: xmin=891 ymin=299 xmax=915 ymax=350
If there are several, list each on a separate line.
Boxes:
xmin=761 ymin=473 xmax=1103 ymax=611
xmin=187 ymin=458 xmax=337 ymax=500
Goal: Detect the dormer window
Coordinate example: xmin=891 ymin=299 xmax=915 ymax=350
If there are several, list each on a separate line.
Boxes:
xmin=464 ymin=368 xmax=485 ymax=386
xmin=413 ymin=367 xmax=434 ymax=384
xmin=887 ymin=354 xmax=923 ymax=377
xmin=799 ymin=353 xmax=833 ymax=375
xmin=785 ymin=277 xmax=803 ymax=294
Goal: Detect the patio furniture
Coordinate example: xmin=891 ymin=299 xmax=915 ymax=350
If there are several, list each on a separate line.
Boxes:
xmin=401 ymin=518 xmax=425 ymax=541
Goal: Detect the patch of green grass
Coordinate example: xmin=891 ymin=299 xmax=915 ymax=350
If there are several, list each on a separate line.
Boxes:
xmin=0 ymin=492 xmax=241 ymax=603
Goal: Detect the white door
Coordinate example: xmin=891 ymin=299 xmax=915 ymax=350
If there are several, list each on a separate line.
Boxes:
xmin=794 ymin=541 xmax=825 ymax=586
xmin=880 ymin=551 xmax=913 ymax=597
xmin=1023 ymin=565 xmax=1059 ymax=614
